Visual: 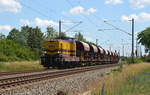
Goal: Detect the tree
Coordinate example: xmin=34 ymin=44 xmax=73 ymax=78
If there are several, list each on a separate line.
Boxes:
xmin=59 ymin=32 xmax=66 ymax=38
xmin=0 ymin=40 xmax=39 ymax=61
xmin=46 ymin=26 xmax=58 ymax=40
xmin=74 ymin=32 xmax=101 ymax=47
xmin=138 ymin=27 xmax=150 ymax=53
xmin=16 ymin=26 xmax=31 ymax=46
xmin=74 ymin=32 xmax=86 ymax=41
xmin=0 ymin=33 xmax=6 ymax=40
xmin=7 ymin=28 xmax=19 ymax=41
xmin=27 ymin=27 xmax=44 ymax=55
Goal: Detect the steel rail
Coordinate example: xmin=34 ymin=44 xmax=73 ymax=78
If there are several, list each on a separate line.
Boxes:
xmin=0 ymin=64 xmax=119 ymax=90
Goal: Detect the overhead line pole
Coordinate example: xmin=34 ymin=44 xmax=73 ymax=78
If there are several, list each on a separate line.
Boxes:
xmin=96 ymin=39 xmax=98 ymax=46
xmin=136 ymin=38 xmax=138 ymax=57
xmin=59 ymin=20 xmax=61 ymax=39
xmin=131 ymin=18 xmax=134 ymax=63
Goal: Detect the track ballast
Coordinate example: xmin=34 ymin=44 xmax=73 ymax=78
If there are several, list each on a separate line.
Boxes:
xmin=0 ymin=64 xmax=120 ymax=91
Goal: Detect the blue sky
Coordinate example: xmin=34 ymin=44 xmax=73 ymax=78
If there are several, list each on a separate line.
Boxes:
xmin=0 ymin=0 xmax=150 ymax=56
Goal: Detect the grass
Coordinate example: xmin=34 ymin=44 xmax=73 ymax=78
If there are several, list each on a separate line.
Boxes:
xmin=91 ymin=63 xmax=150 ymax=95
xmin=125 ymin=57 xmax=143 ymax=64
xmin=0 ymin=61 xmax=44 ymax=72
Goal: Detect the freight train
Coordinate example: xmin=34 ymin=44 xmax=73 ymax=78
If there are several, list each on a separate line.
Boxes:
xmin=41 ymin=37 xmax=119 ymax=69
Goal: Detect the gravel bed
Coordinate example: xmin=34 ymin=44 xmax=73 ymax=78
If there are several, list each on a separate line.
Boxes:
xmin=0 ymin=66 xmax=119 ymax=95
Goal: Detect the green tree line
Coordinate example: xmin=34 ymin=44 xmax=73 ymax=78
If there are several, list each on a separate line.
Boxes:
xmin=0 ymin=26 xmax=53 ymax=61
xmin=137 ymin=27 xmax=150 ymax=62
xmin=0 ymin=25 xmax=98 ymax=62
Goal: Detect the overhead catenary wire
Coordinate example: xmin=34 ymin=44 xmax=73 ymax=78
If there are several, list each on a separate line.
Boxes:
xmin=90 ymin=11 xmax=132 ymax=49
xmin=77 ymin=1 xmax=122 ymax=47
xmin=32 ymin=0 xmax=83 ymax=31
xmin=27 ymin=0 xmax=57 ymax=18
xmin=63 ymin=21 xmax=82 ymax=33
xmin=19 ymin=1 xmax=74 ymax=31
xmin=65 ymin=0 xmax=111 ymax=45
xmin=65 ymin=0 xmax=99 ymax=28
xmin=103 ymin=21 xmax=132 ymax=36
xmin=79 ymin=2 xmax=132 ymax=37
xmin=20 ymin=1 xmax=52 ymax=19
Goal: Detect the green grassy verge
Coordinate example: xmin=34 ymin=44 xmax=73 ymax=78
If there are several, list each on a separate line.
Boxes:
xmin=126 ymin=57 xmax=143 ymax=64
xmin=0 ymin=61 xmax=44 ymax=72
xmin=91 ymin=63 xmax=150 ymax=95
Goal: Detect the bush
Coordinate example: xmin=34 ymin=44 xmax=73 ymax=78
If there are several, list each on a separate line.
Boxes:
xmin=144 ymin=56 xmax=150 ymax=62
xmin=0 ymin=53 xmax=8 ymax=61
xmin=0 ymin=40 xmax=39 ymax=62
xmin=126 ymin=57 xmax=143 ymax=64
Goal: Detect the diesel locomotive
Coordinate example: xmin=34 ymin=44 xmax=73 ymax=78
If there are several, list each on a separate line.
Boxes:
xmin=41 ymin=37 xmax=119 ymax=68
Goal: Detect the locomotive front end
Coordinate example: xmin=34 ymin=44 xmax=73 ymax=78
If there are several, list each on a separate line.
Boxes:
xmin=41 ymin=40 xmax=61 ymax=68
xmin=41 ymin=38 xmax=77 ymax=68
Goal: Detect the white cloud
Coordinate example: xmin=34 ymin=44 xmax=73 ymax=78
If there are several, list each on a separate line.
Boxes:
xmin=69 ymin=6 xmax=96 ymax=15
xmin=87 ymin=8 xmax=96 ymax=14
xmin=0 ymin=25 xmax=11 ymax=32
xmin=34 ymin=18 xmax=58 ymax=27
xmin=20 ymin=19 xmax=30 ymax=26
xmin=0 ymin=0 xmax=22 ymax=13
xmin=19 ymin=18 xmax=59 ymax=28
xmin=104 ymin=0 xmax=123 ymax=5
xmin=139 ymin=12 xmax=150 ymax=21
xmin=121 ymin=12 xmax=150 ymax=22
xmin=69 ymin=6 xmax=84 ymax=15
xmin=130 ymin=0 xmax=150 ymax=9
xmin=121 ymin=14 xmax=138 ymax=21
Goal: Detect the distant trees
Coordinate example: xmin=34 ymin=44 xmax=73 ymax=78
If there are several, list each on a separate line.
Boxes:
xmin=0 ymin=40 xmax=39 ymax=61
xmin=75 ymin=32 xmax=86 ymax=41
xmin=6 ymin=26 xmax=45 ymax=57
xmin=138 ymin=27 xmax=150 ymax=53
xmin=45 ymin=26 xmax=67 ymax=39
xmin=0 ymin=33 xmax=6 ymax=40
xmin=0 ymin=25 xmax=102 ymax=62
xmin=59 ymin=32 xmax=66 ymax=38
xmin=7 ymin=26 xmax=30 ymax=46
xmin=7 ymin=28 xmax=19 ymax=42
xmin=46 ymin=26 xmax=58 ymax=40
xmin=27 ymin=27 xmax=44 ymax=55
xmin=74 ymin=32 xmax=101 ymax=47
xmin=17 ymin=26 xmax=31 ymax=46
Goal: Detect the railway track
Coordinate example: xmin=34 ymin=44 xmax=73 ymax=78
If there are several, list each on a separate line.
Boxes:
xmin=0 ymin=69 xmax=49 ymax=77
xmin=0 ymin=64 xmax=119 ymax=90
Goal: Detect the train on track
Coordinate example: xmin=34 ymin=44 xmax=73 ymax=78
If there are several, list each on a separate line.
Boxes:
xmin=41 ymin=37 xmax=120 ymax=69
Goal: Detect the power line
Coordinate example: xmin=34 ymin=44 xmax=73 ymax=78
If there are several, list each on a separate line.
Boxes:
xmin=30 ymin=0 xmax=72 ymax=29
xmin=29 ymin=0 xmax=60 ymax=18
xmin=20 ymin=1 xmax=74 ymax=32
xmin=77 ymin=1 xmax=118 ymax=41
xmin=65 ymin=0 xmax=113 ymax=45
xmin=63 ymin=21 xmax=82 ymax=33
xmin=65 ymin=0 xmax=99 ymax=28
xmin=20 ymin=1 xmax=51 ymax=19
xmin=82 ymin=5 xmax=132 ymax=37
xmin=103 ymin=21 xmax=132 ymax=36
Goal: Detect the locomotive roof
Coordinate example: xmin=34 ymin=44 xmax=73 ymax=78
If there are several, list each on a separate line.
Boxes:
xmin=47 ymin=37 xmax=75 ymax=42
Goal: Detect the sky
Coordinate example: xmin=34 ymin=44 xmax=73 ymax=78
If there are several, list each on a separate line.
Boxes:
xmin=0 ymin=0 xmax=150 ymax=56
